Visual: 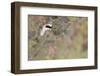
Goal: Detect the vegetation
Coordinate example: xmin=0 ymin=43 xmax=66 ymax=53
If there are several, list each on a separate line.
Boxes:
xmin=28 ymin=15 xmax=88 ymax=60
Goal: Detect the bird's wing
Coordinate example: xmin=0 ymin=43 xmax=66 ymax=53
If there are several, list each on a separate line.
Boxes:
xmin=40 ymin=27 xmax=46 ymax=36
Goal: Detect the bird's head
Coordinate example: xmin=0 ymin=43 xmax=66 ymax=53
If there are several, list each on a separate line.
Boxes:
xmin=45 ymin=24 xmax=52 ymax=29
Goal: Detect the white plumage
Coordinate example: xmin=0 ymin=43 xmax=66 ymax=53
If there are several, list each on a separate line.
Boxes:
xmin=40 ymin=24 xmax=52 ymax=36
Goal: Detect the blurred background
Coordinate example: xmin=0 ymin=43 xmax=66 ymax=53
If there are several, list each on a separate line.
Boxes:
xmin=28 ymin=15 xmax=88 ymax=60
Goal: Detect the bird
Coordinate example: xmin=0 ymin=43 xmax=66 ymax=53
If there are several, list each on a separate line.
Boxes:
xmin=40 ymin=24 xmax=52 ymax=36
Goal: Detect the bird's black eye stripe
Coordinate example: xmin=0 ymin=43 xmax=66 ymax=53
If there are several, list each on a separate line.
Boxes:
xmin=46 ymin=25 xmax=52 ymax=28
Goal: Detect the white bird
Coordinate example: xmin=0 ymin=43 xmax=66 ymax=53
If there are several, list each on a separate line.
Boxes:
xmin=40 ymin=24 xmax=52 ymax=36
